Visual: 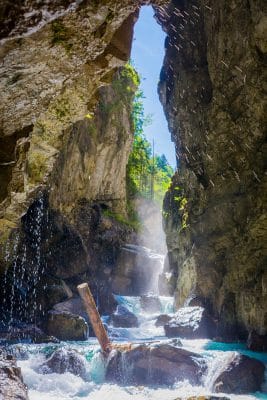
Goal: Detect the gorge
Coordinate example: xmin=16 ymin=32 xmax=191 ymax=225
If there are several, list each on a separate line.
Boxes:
xmin=0 ymin=0 xmax=266 ymax=399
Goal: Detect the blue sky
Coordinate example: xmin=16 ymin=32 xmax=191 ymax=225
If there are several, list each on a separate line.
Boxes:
xmin=131 ymin=6 xmax=176 ymax=168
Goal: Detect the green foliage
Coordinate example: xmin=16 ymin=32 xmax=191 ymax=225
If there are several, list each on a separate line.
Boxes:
xmin=103 ymin=209 xmax=141 ymax=231
xmin=126 ymin=69 xmax=174 ymax=205
xmin=51 ymin=20 xmax=73 ymax=52
xmin=173 ymin=186 xmax=188 ymax=230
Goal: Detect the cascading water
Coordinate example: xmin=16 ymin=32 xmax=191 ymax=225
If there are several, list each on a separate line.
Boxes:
xmin=0 ymin=194 xmax=46 ymax=334
xmin=13 ymin=298 xmax=267 ymax=400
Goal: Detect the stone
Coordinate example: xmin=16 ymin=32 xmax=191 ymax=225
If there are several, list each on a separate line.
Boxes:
xmin=39 ymin=349 xmax=86 ymax=378
xmin=140 ymin=295 xmax=162 ymax=313
xmin=175 ymin=397 xmax=230 ymax=400
xmin=111 ymin=305 xmax=139 ymax=328
xmin=106 ymin=343 xmax=206 ymax=386
xmin=211 ymin=353 xmax=265 ymax=394
xmin=43 ymin=280 xmax=73 ymax=309
xmin=0 ymin=351 xmax=28 ymax=400
xmin=46 ymin=310 xmax=88 ymax=341
xmin=174 ymin=397 xmax=230 ymax=400
xmin=247 ymin=330 xmax=267 ymax=352
xmin=160 ymin=0 xmax=266 ymax=338
xmin=0 ymin=324 xmax=59 ymax=344
xmin=112 ymin=245 xmax=164 ymax=295
xmin=164 ymin=306 xmax=216 ymax=339
xmin=155 ymin=314 xmax=172 ymax=327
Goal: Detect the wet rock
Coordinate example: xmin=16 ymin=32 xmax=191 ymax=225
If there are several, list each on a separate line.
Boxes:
xmin=39 ymin=349 xmax=86 ymax=378
xmin=106 ymin=343 xmax=206 ymax=385
xmin=175 ymin=397 xmax=230 ymax=400
xmin=155 ymin=314 xmax=172 ymax=327
xmin=211 ymin=353 xmax=265 ymax=394
xmin=0 ymin=324 xmax=59 ymax=344
xmin=42 ymin=280 xmax=73 ymax=309
xmin=52 ymin=297 xmax=96 ymax=337
xmin=247 ymin=330 xmax=267 ymax=352
xmin=0 ymin=350 xmax=28 ymax=399
xmin=46 ymin=310 xmax=88 ymax=341
xmin=111 ymin=305 xmax=139 ymax=328
xmin=140 ymin=295 xmax=161 ymax=313
xmin=112 ymin=245 xmax=164 ymax=295
xmin=164 ymin=307 xmax=216 ymax=339
xmin=160 ymin=0 xmax=266 ymax=338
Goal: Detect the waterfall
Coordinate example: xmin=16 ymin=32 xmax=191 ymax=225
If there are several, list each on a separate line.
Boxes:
xmin=1 ymin=194 xmax=46 ymax=332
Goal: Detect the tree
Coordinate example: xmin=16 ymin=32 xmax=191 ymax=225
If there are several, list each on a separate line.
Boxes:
xmin=126 ymin=65 xmax=174 ymax=205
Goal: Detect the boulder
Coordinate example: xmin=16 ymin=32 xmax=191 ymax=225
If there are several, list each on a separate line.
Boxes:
xmin=247 ymin=330 xmax=267 ymax=352
xmin=0 ymin=324 xmax=59 ymax=344
xmin=39 ymin=349 xmax=86 ymax=378
xmin=111 ymin=305 xmax=139 ymax=328
xmin=140 ymin=295 xmax=161 ymax=313
xmin=164 ymin=306 xmax=216 ymax=339
xmin=155 ymin=314 xmax=172 ymax=327
xmin=43 ymin=280 xmax=73 ymax=309
xmin=175 ymin=397 xmax=230 ymax=400
xmin=0 ymin=351 xmax=28 ymax=400
xmin=106 ymin=343 xmax=206 ymax=385
xmin=46 ymin=310 xmax=88 ymax=341
xmin=52 ymin=297 xmax=96 ymax=337
xmin=211 ymin=352 xmax=265 ymax=394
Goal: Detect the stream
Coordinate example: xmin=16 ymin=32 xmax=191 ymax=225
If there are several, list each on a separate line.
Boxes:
xmin=10 ymin=294 xmax=267 ymax=400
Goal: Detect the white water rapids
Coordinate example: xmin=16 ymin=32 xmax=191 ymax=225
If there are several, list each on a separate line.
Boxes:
xmin=14 ymin=294 xmax=267 ymax=400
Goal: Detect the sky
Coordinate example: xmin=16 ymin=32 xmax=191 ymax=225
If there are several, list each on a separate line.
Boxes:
xmin=131 ymin=6 xmax=176 ymax=168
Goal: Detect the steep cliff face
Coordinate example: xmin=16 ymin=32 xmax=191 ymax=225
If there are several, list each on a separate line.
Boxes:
xmin=0 ymin=0 xmax=142 ymax=261
xmin=0 ymin=0 xmax=266 ymax=340
xmin=159 ymin=0 xmax=267 ymax=338
xmin=0 ymin=68 xmax=136 ymax=326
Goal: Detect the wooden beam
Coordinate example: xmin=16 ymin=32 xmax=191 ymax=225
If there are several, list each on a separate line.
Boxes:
xmin=77 ymin=283 xmax=111 ymax=354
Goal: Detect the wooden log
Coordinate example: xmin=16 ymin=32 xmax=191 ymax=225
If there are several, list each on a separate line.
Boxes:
xmin=77 ymin=283 xmax=111 ymax=354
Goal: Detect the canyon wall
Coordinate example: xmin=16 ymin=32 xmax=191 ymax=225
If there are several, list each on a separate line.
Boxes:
xmin=0 ymin=0 xmax=266 ymax=339
xmin=159 ymin=0 xmax=266 ymax=338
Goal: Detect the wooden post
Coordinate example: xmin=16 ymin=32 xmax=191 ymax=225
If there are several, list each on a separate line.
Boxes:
xmin=77 ymin=283 xmax=111 ymax=354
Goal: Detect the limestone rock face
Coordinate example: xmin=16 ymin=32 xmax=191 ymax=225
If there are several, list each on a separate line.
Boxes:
xmin=159 ymin=0 xmax=267 ymax=337
xmin=0 ymin=351 xmax=28 ymax=400
xmin=0 ymin=64 xmax=136 ymax=325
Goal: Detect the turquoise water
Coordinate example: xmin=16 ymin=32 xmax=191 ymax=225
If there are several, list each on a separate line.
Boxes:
xmin=205 ymin=341 xmax=267 ymax=364
xmin=14 ymin=296 xmax=267 ymax=400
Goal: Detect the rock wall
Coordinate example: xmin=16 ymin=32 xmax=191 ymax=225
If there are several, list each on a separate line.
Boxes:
xmin=0 ymin=0 xmax=142 ymax=262
xmin=159 ymin=0 xmax=267 ymax=338
xmin=0 ymin=68 xmax=136 ymax=328
xmin=0 ymin=0 xmax=266 ymax=340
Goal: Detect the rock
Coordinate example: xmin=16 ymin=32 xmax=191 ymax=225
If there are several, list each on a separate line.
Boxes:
xmin=39 ymin=349 xmax=86 ymax=378
xmin=111 ymin=305 xmax=139 ymax=328
xmin=46 ymin=310 xmax=88 ymax=341
xmin=0 ymin=324 xmax=59 ymax=344
xmin=0 ymin=351 xmax=28 ymax=400
xmin=155 ymin=314 xmax=172 ymax=327
xmin=112 ymin=245 xmax=164 ymax=295
xmin=106 ymin=343 xmax=206 ymax=385
xmin=43 ymin=280 xmax=73 ymax=309
xmin=211 ymin=353 xmax=265 ymax=394
xmin=247 ymin=330 xmax=267 ymax=352
xmin=160 ymin=0 xmax=266 ymax=339
xmin=52 ymin=297 xmax=96 ymax=337
xmin=164 ymin=307 xmax=216 ymax=339
xmin=140 ymin=295 xmax=161 ymax=313
xmin=175 ymin=397 xmax=230 ymax=400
